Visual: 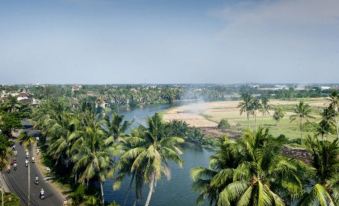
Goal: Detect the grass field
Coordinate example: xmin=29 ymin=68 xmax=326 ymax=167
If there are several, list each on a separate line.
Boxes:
xmin=164 ymin=98 xmax=335 ymax=139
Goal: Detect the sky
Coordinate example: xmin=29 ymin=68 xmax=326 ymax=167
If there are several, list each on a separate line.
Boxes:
xmin=0 ymin=0 xmax=339 ymax=84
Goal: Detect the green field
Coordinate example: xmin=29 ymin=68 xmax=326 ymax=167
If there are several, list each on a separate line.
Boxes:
xmin=165 ymin=98 xmax=336 ymax=140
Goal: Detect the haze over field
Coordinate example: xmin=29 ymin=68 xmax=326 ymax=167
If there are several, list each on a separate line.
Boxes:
xmin=1 ymin=0 xmax=339 ymax=84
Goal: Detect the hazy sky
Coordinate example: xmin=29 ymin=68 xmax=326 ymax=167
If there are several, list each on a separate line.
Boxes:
xmin=1 ymin=0 xmax=339 ymax=84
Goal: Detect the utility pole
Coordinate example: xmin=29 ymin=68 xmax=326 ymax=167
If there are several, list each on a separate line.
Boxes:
xmin=27 ymin=152 xmax=31 ymax=206
xmin=1 ymin=186 xmax=4 ymax=206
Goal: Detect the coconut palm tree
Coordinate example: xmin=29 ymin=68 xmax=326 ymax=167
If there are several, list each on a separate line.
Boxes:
xmin=114 ymin=135 xmax=146 ymax=206
xmin=0 ymin=96 xmax=21 ymax=114
xmin=32 ymin=98 xmax=71 ymax=142
xmin=71 ymin=111 xmax=120 ymax=204
xmin=290 ymin=101 xmax=315 ymax=139
xmin=317 ymin=120 xmax=333 ymax=140
xmin=0 ymin=134 xmax=12 ymax=170
xmin=71 ymin=111 xmax=118 ymax=205
xmin=300 ymin=136 xmax=339 ymax=205
xmin=328 ymin=91 xmax=339 ymax=140
xmin=101 ymin=112 xmax=131 ymax=146
xmin=47 ymin=113 xmax=80 ymax=167
xmin=116 ymin=113 xmax=184 ymax=206
xmin=19 ymin=132 xmax=36 ymax=150
xmin=250 ymin=97 xmax=262 ymax=130
xmin=260 ymin=96 xmax=271 ymax=121
xmin=273 ymin=107 xmax=285 ymax=125
xmin=317 ymin=106 xmax=336 ymax=139
xmin=238 ymin=93 xmax=253 ymax=128
xmin=192 ymin=128 xmax=305 ymax=206
xmin=191 ymin=137 xmax=243 ymax=205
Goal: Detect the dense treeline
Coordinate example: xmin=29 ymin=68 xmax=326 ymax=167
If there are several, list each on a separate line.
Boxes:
xmin=2 ymin=84 xmax=336 ymax=110
xmin=31 ymin=98 xmax=199 ymax=205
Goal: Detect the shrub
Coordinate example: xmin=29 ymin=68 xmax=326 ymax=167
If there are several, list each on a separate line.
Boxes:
xmin=3 ymin=193 xmax=20 ymax=206
xmin=218 ymin=119 xmax=231 ymax=129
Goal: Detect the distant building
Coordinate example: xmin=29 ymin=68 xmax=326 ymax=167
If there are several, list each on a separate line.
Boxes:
xmin=96 ymin=97 xmax=108 ymax=109
xmin=32 ymin=98 xmax=41 ymax=106
xmin=17 ymin=92 xmax=30 ymax=102
xmin=86 ymin=91 xmax=97 ymax=97
xmin=72 ymin=85 xmax=82 ymax=93
xmin=250 ymin=84 xmax=260 ymax=89
xmin=295 ymin=85 xmax=306 ymax=91
xmin=258 ymin=85 xmax=288 ymax=91
xmin=320 ymin=86 xmax=331 ymax=91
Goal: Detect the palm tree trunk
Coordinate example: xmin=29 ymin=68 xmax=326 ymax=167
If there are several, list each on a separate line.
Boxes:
xmin=262 ymin=113 xmax=264 ymax=126
xmin=254 ymin=113 xmax=257 ymax=131
xmin=247 ymin=113 xmax=250 ymax=128
xmin=100 ymin=181 xmax=104 ymax=205
xmin=300 ymin=119 xmax=303 ymax=139
xmin=123 ymin=174 xmax=135 ymax=206
xmin=336 ymin=117 xmax=339 ymax=140
xmin=145 ymin=175 xmax=155 ymax=206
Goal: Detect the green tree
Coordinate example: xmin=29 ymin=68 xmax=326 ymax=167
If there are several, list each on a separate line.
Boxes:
xmin=250 ymin=97 xmax=262 ymax=129
xmin=217 ymin=119 xmax=231 ymax=130
xmin=328 ymin=91 xmax=339 ymax=140
xmin=0 ymin=113 xmax=21 ymax=137
xmin=69 ymin=185 xmax=87 ymax=206
xmin=165 ymin=120 xmax=189 ymax=137
xmin=0 ymin=96 xmax=21 ymax=114
xmin=0 ymin=134 xmax=12 ymax=170
xmin=47 ymin=113 xmax=80 ymax=168
xmin=317 ymin=106 xmax=336 ymax=139
xmin=317 ymin=120 xmax=333 ymax=139
xmin=273 ymin=107 xmax=285 ymax=125
xmin=115 ymin=113 xmax=184 ymax=206
xmin=260 ymin=96 xmax=271 ymax=121
xmin=192 ymin=128 xmax=305 ymax=206
xmin=290 ymin=101 xmax=315 ymax=139
xmin=0 ymin=96 xmax=31 ymax=118
xmin=19 ymin=132 xmax=36 ymax=150
xmin=238 ymin=93 xmax=253 ymax=128
xmin=101 ymin=112 xmax=131 ymax=145
xmin=3 ymin=192 xmax=20 ymax=206
xmin=300 ymin=136 xmax=339 ymax=205
xmin=71 ymin=111 xmax=118 ymax=205
xmin=83 ymin=196 xmax=99 ymax=206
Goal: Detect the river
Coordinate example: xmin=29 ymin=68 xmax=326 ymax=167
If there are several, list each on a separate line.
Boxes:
xmin=104 ymin=104 xmax=212 ymax=206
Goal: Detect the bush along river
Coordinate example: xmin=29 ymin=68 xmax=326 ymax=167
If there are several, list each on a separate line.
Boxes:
xmin=104 ymin=104 xmax=212 ymax=206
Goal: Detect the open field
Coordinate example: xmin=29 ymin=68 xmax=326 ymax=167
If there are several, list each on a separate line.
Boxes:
xmin=164 ymin=98 xmax=333 ymax=139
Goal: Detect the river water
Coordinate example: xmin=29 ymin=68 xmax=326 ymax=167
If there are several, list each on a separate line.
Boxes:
xmin=104 ymin=104 xmax=212 ymax=206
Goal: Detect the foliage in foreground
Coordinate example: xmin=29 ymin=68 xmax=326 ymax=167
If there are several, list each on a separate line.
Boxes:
xmin=2 ymin=192 xmax=20 ymax=206
xmin=114 ymin=113 xmax=184 ymax=206
xmin=0 ymin=134 xmax=12 ymax=170
xmin=192 ymin=129 xmax=339 ymax=206
xmin=192 ymin=128 xmax=302 ymax=206
xmin=191 ymin=128 xmax=339 ymax=206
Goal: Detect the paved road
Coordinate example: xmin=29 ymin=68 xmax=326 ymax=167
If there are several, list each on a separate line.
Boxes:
xmin=3 ymin=143 xmax=64 ymax=206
